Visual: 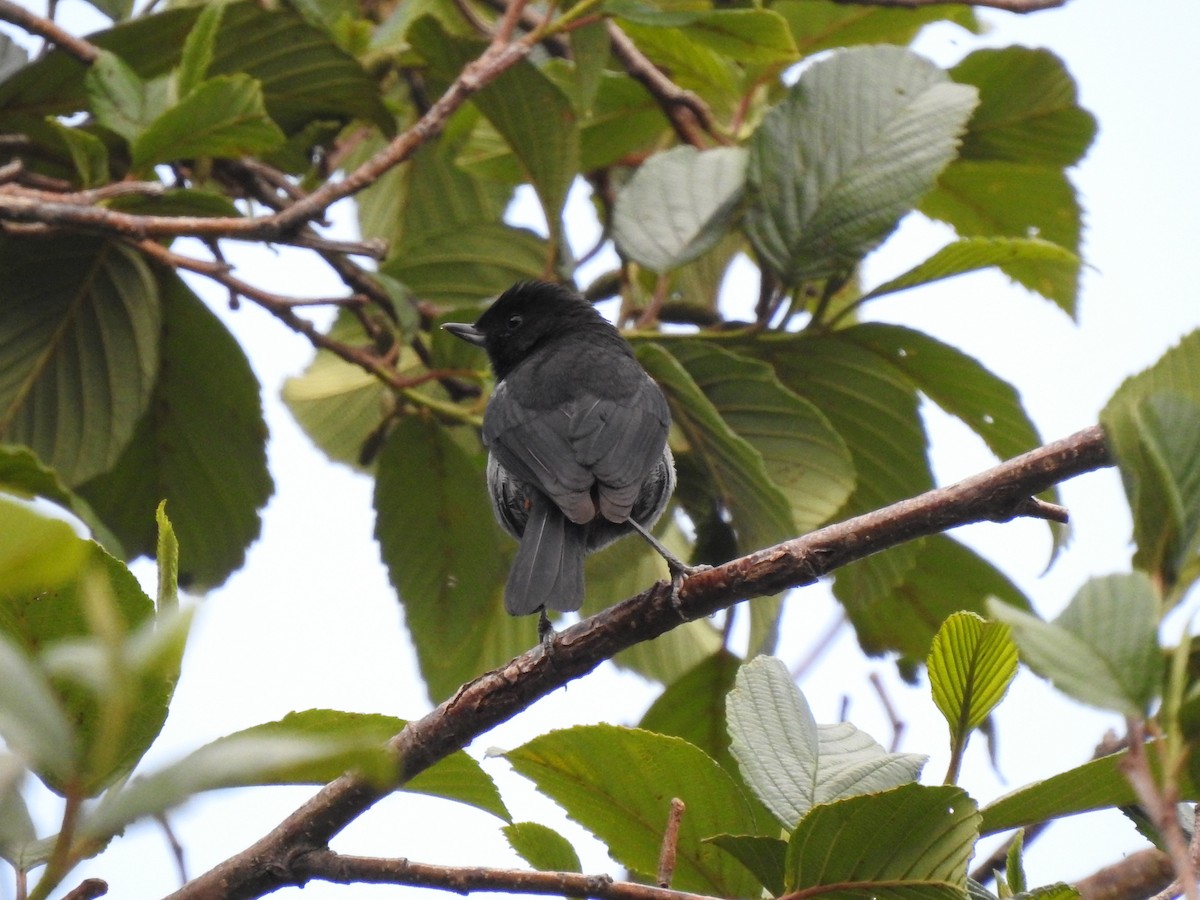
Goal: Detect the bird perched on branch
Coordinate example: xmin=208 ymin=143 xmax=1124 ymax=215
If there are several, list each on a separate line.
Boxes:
xmin=443 ymin=281 xmax=696 ymax=638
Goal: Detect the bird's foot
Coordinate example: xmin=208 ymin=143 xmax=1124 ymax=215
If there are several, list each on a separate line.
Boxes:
xmin=665 ymin=559 xmax=712 ymax=616
xmin=537 ymin=608 xmax=556 ymax=646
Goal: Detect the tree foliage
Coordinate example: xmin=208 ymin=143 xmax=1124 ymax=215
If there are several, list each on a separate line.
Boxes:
xmin=0 ymin=1 xmax=1198 ymax=899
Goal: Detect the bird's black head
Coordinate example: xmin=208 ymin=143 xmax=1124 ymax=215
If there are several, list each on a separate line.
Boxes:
xmin=443 ymin=281 xmax=616 ymax=381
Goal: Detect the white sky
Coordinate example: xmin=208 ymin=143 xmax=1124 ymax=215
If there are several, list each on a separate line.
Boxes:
xmin=5 ymin=0 xmax=1200 ymax=898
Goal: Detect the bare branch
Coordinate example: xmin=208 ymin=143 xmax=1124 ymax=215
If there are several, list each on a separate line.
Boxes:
xmin=167 ymin=425 xmax=1113 ymax=900
xmin=294 ymin=850 xmax=714 ymax=900
xmin=0 ymin=0 xmax=99 ymax=62
xmin=1075 ymin=848 xmax=1175 ymax=900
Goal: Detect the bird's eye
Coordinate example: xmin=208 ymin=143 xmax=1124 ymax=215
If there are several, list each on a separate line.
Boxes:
xmin=507 ymin=314 xmax=523 ymax=329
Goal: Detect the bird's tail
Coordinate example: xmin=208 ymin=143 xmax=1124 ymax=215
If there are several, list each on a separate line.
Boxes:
xmin=506 ymin=494 xmax=587 ymax=614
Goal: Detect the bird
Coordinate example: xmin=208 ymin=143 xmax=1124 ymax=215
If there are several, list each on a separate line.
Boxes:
xmin=443 ymin=281 xmax=696 ymax=638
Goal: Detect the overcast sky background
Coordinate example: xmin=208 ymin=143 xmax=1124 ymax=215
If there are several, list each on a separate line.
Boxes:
xmin=5 ymin=0 xmax=1200 ymax=898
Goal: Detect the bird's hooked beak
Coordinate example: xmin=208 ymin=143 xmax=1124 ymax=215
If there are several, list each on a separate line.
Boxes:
xmin=441 ymin=321 xmax=486 ymax=347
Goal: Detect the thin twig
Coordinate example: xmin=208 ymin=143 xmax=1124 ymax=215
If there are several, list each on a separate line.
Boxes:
xmin=0 ymin=0 xmax=99 ymax=62
xmin=657 ymin=799 xmax=686 ymax=888
xmin=868 ymin=672 xmax=905 ymax=752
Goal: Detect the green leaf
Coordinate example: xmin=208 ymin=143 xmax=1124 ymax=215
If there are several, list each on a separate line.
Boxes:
xmin=155 ymin=502 xmax=178 ymax=612
xmin=503 ymin=822 xmax=582 ymax=873
xmin=1005 ymin=829 xmax=1027 ymax=895
xmin=578 ymin=74 xmax=669 ymax=171
xmin=980 ymin=745 xmax=1200 ymax=835
xmin=845 ymin=323 xmax=1046 ymax=468
xmin=640 ymin=650 xmax=742 ymax=770
xmin=778 ymin=1 xmax=976 ymax=57
xmin=131 ymin=74 xmax=285 ymax=170
xmin=668 ymin=340 xmax=855 ymax=535
xmin=282 ymin=311 xmax=393 ymax=471
xmin=384 ymin=223 xmax=548 ymax=305
xmin=374 ymin=417 xmax=521 ymax=702
xmin=861 ymin=237 xmax=1080 ymax=310
xmin=44 ymin=119 xmax=109 ymax=188
xmin=411 ymin=17 xmax=578 ymax=234
xmin=764 ymin=333 xmax=930 ymax=623
xmin=727 ymin=656 xmax=926 ymax=829
xmin=617 ymin=20 xmax=741 ymax=115
xmin=706 ymin=834 xmax=786 ymax=896
xmin=638 ymin=344 xmax=794 ymax=555
xmin=920 ymin=162 xmax=1081 ymax=312
xmin=0 ymin=753 xmax=37 ymax=868
xmin=86 ymin=49 xmax=159 ymax=142
xmin=611 ymin=3 xmax=798 ymax=65
xmin=0 ymin=497 xmax=91 ymax=597
xmin=0 ymin=635 xmax=78 ymax=786
xmin=745 ymin=45 xmax=978 ymax=284
xmin=989 ymin=572 xmax=1163 ymax=717
xmin=851 ymin=535 xmax=1031 ymax=667
xmin=567 ymin=19 xmax=607 ymax=114
xmin=0 ymin=446 xmax=121 ymax=553
xmin=177 ymin=1 xmax=224 ymax=98
xmin=951 ymin=48 xmax=1096 ymax=168
xmin=78 ymin=274 xmax=271 ymax=591
xmin=613 ymin=146 xmax=747 ymax=273
xmin=784 ymin=783 xmax=979 ymax=896
xmin=79 ymin=709 xmax=404 ymax=840
xmin=928 ymin=612 xmax=1018 ymax=750
xmin=506 ymin=725 xmax=761 ymax=897
xmin=1102 ymin=331 xmax=1200 ymax=596
xmin=0 ymin=237 xmax=160 ymax=486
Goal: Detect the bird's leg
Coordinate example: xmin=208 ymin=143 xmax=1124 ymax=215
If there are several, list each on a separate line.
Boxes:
xmin=626 ymin=519 xmax=710 ymax=610
xmin=537 ymin=608 xmax=556 ymax=645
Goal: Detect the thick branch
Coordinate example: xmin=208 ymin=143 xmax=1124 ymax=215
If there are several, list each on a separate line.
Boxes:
xmin=168 ymin=425 xmax=1113 ymax=900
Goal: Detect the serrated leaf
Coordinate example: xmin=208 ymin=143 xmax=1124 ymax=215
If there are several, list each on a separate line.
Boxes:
xmin=951 ymin=48 xmax=1096 ymax=168
xmin=667 ymin=340 xmax=855 ymax=534
xmin=764 ymin=333 xmax=930 ymax=625
xmin=980 ymin=745 xmax=1200 ymax=835
xmin=727 ymin=656 xmax=925 ymax=829
xmin=374 ymin=417 xmax=521 ymax=701
xmin=1102 ymin=331 xmax=1200 ymax=597
xmin=78 ymin=274 xmax=271 ymax=591
xmin=746 ymin=45 xmax=978 ymax=284
xmin=504 ymin=822 xmax=581 ymax=873
xmin=613 ymin=146 xmax=747 ymax=273
xmin=928 ymin=612 xmax=1018 ymax=749
xmin=0 ymin=635 xmax=78 ymax=786
xmin=131 ymin=74 xmax=285 ymax=170
xmin=638 ymin=344 xmax=794 ymax=555
xmin=0 ymin=237 xmax=160 ymax=486
xmin=384 ymin=223 xmax=548 ymax=305
xmin=706 ymin=834 xmax=786 ymax=896
xmin=411 ymin=17 xmax=577 ymax=234
xmin=989 ymin=572 xmax=1162 ymax=717
xmin=610 ymin=3 xmax=797 ymax=64
xmin=775 ymin=1 xmax=977 ymax=57
xmin=784 ymin=783 xmax=979 ymax=896
xmin=862 ymin=237 xmax=1080 ymax=308
xmin=506 ymin=725 xmax=761 ymax=897
xmin=177 ymin=1 xmax=224 ymax=98
xmin=920 ymin=162 xmax=1081 ymax=312
xmin=86 ymin=49 xmax=159 ymax=142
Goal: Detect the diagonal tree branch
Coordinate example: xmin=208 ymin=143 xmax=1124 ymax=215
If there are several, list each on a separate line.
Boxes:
xmin=167 ymin=424 xmax=1113 ymax=900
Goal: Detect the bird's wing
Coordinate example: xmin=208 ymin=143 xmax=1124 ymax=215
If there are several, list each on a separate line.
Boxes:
xmin=483 ymin=380 xmax=597 ymax=524
xmin=484 ymin=377 xmax=671 ymax=525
